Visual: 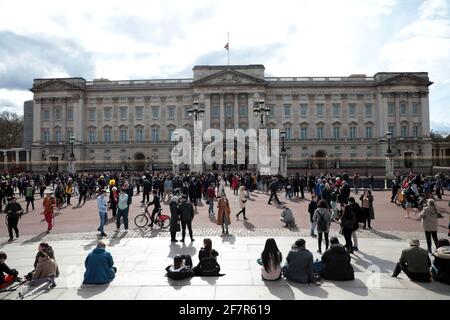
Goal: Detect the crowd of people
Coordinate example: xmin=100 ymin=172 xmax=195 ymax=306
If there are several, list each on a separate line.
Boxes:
xmin=0 ymin=169 xmax=449 ymax=296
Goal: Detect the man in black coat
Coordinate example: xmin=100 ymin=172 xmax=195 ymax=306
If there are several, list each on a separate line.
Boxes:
xmin=340 ymin=204 xmax=355 ymax=254
xmin=169 ymin=195 xmax=180 ymax=242
xmin=147 ymin=190 xmax=161 ymax=228
xmin=339 ymin=181 xmax=351 ymax=207
xmin=268 ymin=179 xmax=281 ymax=205
xmin=177 ymin=195 xmax=195 ymax=242
xmin=321 ymin=237 xmax=354 ymax=281
xmin=142 ymin=178 xmax=152 ymax=203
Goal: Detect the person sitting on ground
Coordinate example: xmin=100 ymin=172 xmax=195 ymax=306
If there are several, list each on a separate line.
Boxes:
xmin=431 ymin=239 xmax=450 ymax=285
xmin=83 ymin=241 xmax=117 ymax=285
xmin=165 ymin=255 xmax=194 ymax=280
xmin=283 ymin=238 xmax=321 ymax=286
xmin=391 ymin=239 xmax=431 ymax=282
xmin=30 ymin=251 xmax=59 ymax=286
xmin=193 ymin=238 xmax=222 ymax=276
xmin=321 ymin=237 xmax=354 ymax=281
xmin=259 ymin=238 xmax=282 ymax=281
xmin=0 ymin=251 xmax=19 ymax=289
xmin=280 ymin=206 xmax=296 ymax=227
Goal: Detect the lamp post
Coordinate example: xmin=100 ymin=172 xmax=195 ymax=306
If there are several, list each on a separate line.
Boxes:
xmin=253 ymin=98 xmax=271 ymax=128
xmin=69 ymin=134 xmax=75 ymax=173
xmin=253 ymin=98 xmax=271 ymax=172
xmin=280 ymin=129 xmax=287 ymax=177
xmin=385 ymin=131 xmax=394 ymax=189
xmin=188 ymin=99 xmax=205 ymax=173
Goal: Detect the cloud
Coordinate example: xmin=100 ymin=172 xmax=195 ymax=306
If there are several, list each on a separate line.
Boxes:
xmin=0 ymin=89 xmax=32 ymax=114
xmin=0 ymin=31 xmax=95 ymax=90
xmin=379 ymin=0 xmax=450 ymax=123
xmin=431 ymin=121 xmax=450 ymax=135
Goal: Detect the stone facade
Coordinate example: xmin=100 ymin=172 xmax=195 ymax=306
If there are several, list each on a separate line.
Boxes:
xmin=27 ymin=64 xmax=433 ymax=172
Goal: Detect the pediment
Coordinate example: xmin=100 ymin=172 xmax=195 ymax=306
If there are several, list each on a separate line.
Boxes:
xmin=31 ymin=79 xmax=85 ymax=92
xmin=377 ymin=73 xmax=432 ymax=87
xmin=193 ymin=69 xmax=266 ymax=86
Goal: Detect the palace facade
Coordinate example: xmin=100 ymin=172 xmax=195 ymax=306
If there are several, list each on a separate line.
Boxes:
xmin=25 ymin=64 xmax=433 ymax=173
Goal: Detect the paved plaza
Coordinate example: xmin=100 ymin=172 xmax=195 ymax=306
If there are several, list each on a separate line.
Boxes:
xmin=0 ymin=188 xmax=449 ymax=300
xmin=0 ymin=236 xmax=449 ymax=300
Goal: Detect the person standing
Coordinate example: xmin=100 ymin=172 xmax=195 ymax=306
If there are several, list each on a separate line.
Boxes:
xmin=308 ymin=196 xmax=318 ymax=237
xmin=313 ymin=200 xmax=332 ymax=254
xmin=78 ymin=180 xmax=88 ymax=206
xmin=109 ymin=185 xmax=118 ymax=218
xmin=42 ymin=191 xmax=55 ymax=233
xmin=348 ymin=197 xmax=363 ymax=252
xmin=268 ymin=179 xmax=281 ymax=205
xmin=207 ymin=183 xmax=217 ymax=218
xmin=4 ymin=196 xmax=23 ymax=242
xmin=360 ymin=190 xmax=374 ymax=229
xmin=142 ymin=177 xmax=151 ymax=204
xmin=65 ymin=181 xmax=73 ymax=206
xmin=163 ymin=177 xmax=173 ymax=203
xmin=419 ymin=199 xmax=444 ymax=253
xmin=147 ymin=189 xmax=161 ymax=228
xmin=116 ymin=188 xmax=129 ymax=231
xmin=340 ymin=203 xmax=355 ymax=254
xmin=25 ymin=183 xmax=35 ymax=212
xmin=96 ymin=190 xmax=108 ymax=237
xmin=236 ymin=186 xmax=247 ymax=220
xmin=217 ymin=195 xmax=231 ymax=234
xmin=178 ymin=195 xmax=195 ymax=242
xmin=169 ymin=195 xmax=180 ymax=242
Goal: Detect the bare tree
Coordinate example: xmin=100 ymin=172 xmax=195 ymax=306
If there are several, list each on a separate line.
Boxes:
xmin=0 ymin=111 xmax=23 ymax=149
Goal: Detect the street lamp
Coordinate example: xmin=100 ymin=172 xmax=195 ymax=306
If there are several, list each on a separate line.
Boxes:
xmin=253 ymin=98 xmax=271 ymax=127
xmin=386 ymin=131 xmax=393 ymax=154
xmin=69 ymin=134 xmax=75 ymax=173
xmin=188 ymin=99 xmax=205 ymax=122
xmin=280 ymin=129 xmax=287 ymax=177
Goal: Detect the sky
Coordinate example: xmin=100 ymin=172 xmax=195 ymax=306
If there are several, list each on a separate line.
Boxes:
xmin=0 ymin=0 xmax=449 ymax=133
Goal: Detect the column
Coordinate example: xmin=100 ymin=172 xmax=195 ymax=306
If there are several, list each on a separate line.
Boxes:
xmin=219 ymin=94 xmax=225 ymax=132
xmin=234 ymin=93 xmax=239 ymax=129
xmin=26 ymin=150 xmax=31 ymax=171
xmin=204 ymin=93 xmax=211 ymax=131
xmin=420 ymin=92 xmax=430 ymax=136
xmin=33 ymin=99 xmax=42 ymax=143
xmin=378 ymin=92 xmax=387 ymax=137
xmin=15 ymin=150 xmax=19 ymax=167
xmin=3 ymin=152 xmax=7 ymax=171
xmin=248 ymin=93 xmax=254 ymax=130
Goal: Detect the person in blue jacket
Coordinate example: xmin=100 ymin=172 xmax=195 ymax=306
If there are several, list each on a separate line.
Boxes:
xmin=83 ymin=241 xmax=117 ymax=284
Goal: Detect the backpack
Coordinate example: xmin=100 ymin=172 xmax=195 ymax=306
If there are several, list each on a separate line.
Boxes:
xmin=199 ymin=257 xmax=220 ymax=276
xmin=317 ymin=211 xmax=328 ymax=231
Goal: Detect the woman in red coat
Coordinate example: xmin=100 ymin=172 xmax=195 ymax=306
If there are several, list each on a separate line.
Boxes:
xmin=42 ymin=192 xmax=55 ymax=233
xmin=231 ymin=176 xmax=239 ymax=196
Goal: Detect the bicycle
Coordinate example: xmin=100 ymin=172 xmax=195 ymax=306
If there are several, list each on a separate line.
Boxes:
xmin=134 ymin=206 xmax=170 ymax=229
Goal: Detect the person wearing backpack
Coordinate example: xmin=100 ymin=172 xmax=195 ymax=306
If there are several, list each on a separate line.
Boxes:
xmin=313 ymin=200 xmax=332 ymax=254
xmin=193 ymin=238 xmax=222 ymax=276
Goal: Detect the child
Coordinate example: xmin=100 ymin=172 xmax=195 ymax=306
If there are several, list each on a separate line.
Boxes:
xmin=0 ymin=251 xmax=19 ymax=289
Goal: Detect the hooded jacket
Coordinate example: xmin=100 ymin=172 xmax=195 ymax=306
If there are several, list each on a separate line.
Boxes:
xmin=83 ymin=247 xmax=116 ymax=284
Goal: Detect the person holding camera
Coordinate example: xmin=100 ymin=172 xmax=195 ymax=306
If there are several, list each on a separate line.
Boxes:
xmin=4 ymin=196 xmax=24 ymax=242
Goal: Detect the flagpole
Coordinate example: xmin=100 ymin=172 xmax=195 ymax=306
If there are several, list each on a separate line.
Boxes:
xmin=227 ymin=32 xmax=230 ymax=66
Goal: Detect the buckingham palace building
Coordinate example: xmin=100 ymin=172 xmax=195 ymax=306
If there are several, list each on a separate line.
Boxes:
xmin=24 ymin=64 xmax=433 ymax=173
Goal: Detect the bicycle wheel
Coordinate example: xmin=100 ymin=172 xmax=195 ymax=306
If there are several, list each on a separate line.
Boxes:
xmin=134 ymin=214 xmax=149 ymax=228
xmin=157 ymin=215 xmax=171 ymax=229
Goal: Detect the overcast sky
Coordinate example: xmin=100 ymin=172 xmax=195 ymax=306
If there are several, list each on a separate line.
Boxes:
xmin=0 ymin=0 xmax=449 ymax=132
